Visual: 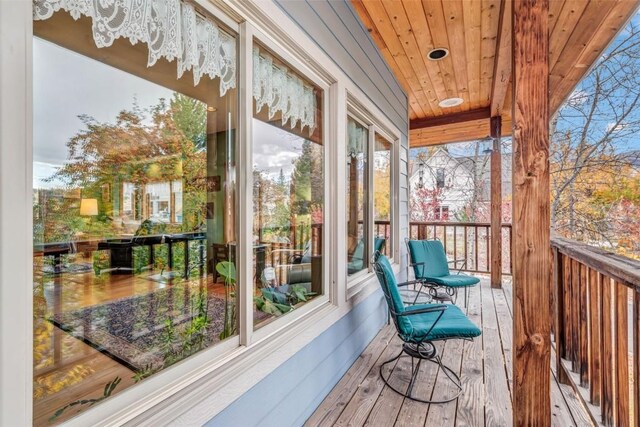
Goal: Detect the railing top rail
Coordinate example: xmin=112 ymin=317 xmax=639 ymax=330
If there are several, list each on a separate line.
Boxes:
xmin=552 ymin=236 xmax=640 ymax=290
xmin=409 ymin=221 xmax=512 ymax=228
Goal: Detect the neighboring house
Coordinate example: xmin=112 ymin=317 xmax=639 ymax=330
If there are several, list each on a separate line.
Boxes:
xmin=409 ymin=147 xmax=512 ymax=221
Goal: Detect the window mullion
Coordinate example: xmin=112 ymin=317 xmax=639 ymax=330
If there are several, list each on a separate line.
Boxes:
xmin=367 ymin=125 xmax=376 ymax=270
xmin=238 ymin=21 xmax=254 ymax=347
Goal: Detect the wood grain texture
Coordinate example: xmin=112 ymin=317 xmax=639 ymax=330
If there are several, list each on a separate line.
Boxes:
xmin=634 ymin=290 xmax=640 ymax=427
xmin=350 ymin=0 xmax=639 ymax=147
xmin=614 ymin=283 xmax=629 ymax=427
xmin=409 ymin=115 xmax=513 ymax=146
xmin=454 ymin=283 xmax=484 ymax=427
xmin=512 ymin=0 xmax=551 ymax=425
xmin=490 ymin=116 xmax=503 ymax=288
xmin=490 ymin=0 xmax=512 ymax=116
xmin=303 ymin=326 xmax=395 ymax=427
xmin=588 ymin=268 xmax=601 ymax=406
xmin=308 ymin=278 xmax=592 ymax=426
xmin=579 ymin=263 xmax=589 ymax=386
xmin=571 ymin=259 xmax=580 ymax=369
xmin=601 ymin=279 xmax=614 ymax=426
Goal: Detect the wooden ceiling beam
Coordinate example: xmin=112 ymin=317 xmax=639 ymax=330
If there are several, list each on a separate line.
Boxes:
xmin=490 ymin=0 xmax=512 ymax=117
xmin=410 ymin=107 xmax=490 ymax=130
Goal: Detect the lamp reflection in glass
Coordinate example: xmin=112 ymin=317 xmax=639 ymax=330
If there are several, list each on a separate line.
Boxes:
xmin=79 ymin=198 xmax=98 ymax=216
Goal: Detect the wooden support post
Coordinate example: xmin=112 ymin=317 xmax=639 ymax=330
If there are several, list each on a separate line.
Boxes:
xmin=512 ymin=0 xmax=551 ymax=425
xmin=490 ymin=116 xmax=503 ymax=288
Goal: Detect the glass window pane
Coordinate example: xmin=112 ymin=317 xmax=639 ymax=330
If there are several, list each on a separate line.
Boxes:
xmin=374 ymin=134 xmax=392 ymax=256
xmin=32 ymin=10 xmax=237 ymax=423
xmin=347 ymin=117 xmax=368 ymax=276
xmin=252 ymin=43 xmax=324 ymax=329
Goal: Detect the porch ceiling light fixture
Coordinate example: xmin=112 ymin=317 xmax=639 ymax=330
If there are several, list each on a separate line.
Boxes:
xmin=438 ymin=97 xmax=464 ymax=108
xmin=427 ymin=48 xmax=449 ymax=61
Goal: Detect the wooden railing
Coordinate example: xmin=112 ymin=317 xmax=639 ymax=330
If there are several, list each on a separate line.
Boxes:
xmin=552 ymin=237 xmax=640 ymax=426
xmin=409 ymin=221 xmax=513 ymax=275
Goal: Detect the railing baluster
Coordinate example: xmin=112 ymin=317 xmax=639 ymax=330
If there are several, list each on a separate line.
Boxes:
xmin=474 ymin=226 xmax=479 ymax=272
xmin=588 ymin=268 xmax=601 ymax=405
xmin=563 ymin=254 xmax=572 ymax=360
xmin=443 ymin=224 xmax=448 ymax=255
xmin=634 ymin=290 xmax=639 ymax=427
xmin=602 ymin=277 xmax=614 ymax=426
xmin=615 ymin=282 xmax=629 ymax=427
xmin=453 ymin=225 xmax=457 ymax=264
xmin=464 ymin=225 xmax=468 ymax=270
xmin=554 ymin=249 xmax=569 ymax=383
xmin=579 ymin=263 xmax=588 ymax=386
xmin=571 ymin=259 xmax=580 ymax=370
xmin=485 ymin=225 xmax=490 ymax=273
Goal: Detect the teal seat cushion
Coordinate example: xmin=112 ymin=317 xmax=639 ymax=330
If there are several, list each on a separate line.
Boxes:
xmin=407 ymin=240 xmax=450 ymax=279
xmin=404 ymin=303 xmax=481 ymax=342
xmin=348 ymin=239 xmax=365 ymax=273
xmin=425 ymin=274 xmax=480 ymax=288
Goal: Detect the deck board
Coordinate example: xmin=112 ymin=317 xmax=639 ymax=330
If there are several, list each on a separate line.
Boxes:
xmin=306 ymin=277 xmax=594 ymax=427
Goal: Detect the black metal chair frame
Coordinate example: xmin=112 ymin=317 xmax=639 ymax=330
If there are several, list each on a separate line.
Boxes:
xmin=373 ymin=252 xmax=467 ymax=404
xmin=404 ymin=237 xmax=472 ymax=306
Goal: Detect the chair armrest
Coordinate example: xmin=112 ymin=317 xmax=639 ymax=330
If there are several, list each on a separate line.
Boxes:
xmin=396 ymin=279 xmax=428 ymax=288
xmin=447 ymin=258 xmax=468 ymax=274
xmin=398 ymin=304 xmax=447 ymax=317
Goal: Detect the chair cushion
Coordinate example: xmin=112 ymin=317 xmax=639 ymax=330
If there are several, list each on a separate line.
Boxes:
xmin=425 ymin=274 xmax=480 ymax=288
xmin=404 ymin=303 xmax=481 ymax=342
xmin=348 ymin=239 xmax=365 ymax=273
xmin=407 ymin=240 xmax=450 ymax=279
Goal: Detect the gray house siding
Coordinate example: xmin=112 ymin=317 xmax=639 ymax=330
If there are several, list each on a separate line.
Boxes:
xmin=274 ymin=0 xmax=410 ymax=276
xmin=206 ymin=1 xmax=409 ymax=425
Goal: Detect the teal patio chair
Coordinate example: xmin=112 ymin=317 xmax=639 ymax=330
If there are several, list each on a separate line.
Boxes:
xmin=373 ymin=252 xmax=481 ymax=403
xmin=406 ymin=239 xmax=480 ymax=306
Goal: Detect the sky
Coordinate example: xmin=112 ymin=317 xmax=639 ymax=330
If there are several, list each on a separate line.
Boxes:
xmin=33 ymin=36 xmax=305 ymax=189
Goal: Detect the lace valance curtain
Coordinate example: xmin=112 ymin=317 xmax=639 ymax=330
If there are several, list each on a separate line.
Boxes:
xmin=347 ymin=119 xmax=367 ymax=158
xmin=253 ymin=46 xmax=317 ymax=136
xmin=33 ymin=0 xmax=237 ymax=95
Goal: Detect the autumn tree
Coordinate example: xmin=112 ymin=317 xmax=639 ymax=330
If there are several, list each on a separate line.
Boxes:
xmin=550 ymin=22 xmax=640 ymax=254
xmin=41 ymin=93 xmax=207 ymax=241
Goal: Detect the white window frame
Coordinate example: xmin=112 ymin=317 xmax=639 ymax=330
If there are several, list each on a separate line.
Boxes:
xmin=247 ymin=24 xmax=335 ymax=345
xmin=345 ymin=95 xmax=400 ymax=297
xmin=345 ymin=109 xmax=371 ymax=285
xmin=0 ymin=0 xmax=406 ymax=425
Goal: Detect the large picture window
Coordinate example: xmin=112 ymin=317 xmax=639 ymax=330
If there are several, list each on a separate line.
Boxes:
xmin=252 ymin=43 xmax=324 ymax=328
xmin=32 ymin=4 xmax=238 ymax=424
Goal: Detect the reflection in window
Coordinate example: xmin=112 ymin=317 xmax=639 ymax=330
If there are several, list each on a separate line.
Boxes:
xmin=374 ymin=134 xmax=392 ymax=256
xmin=252 ymin=44 xmax=323 ymax=328
xmin=347 ymin=117 xmax=368 ymax=276
xmin=436 ymin=168 xmax=445 ymax=189
xmin=32 ymin=8 xmax=237 ymax=423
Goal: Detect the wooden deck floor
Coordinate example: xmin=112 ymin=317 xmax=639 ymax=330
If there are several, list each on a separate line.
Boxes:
xmin=306 ymin=277 xmax=594 ymax=427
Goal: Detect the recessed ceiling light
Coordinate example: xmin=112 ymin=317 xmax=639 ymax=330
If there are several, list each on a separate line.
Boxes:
xmin=427 ymin=48 xmax=449 ymax=61
xmin=207 ymin=106 xmax=217 ymax=112
xmin=438 ymin=97 xmax=464 ymax=108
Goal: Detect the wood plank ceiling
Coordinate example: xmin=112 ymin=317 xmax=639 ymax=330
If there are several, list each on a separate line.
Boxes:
xmin=352 ymin=0 xmax=640 ymax=147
